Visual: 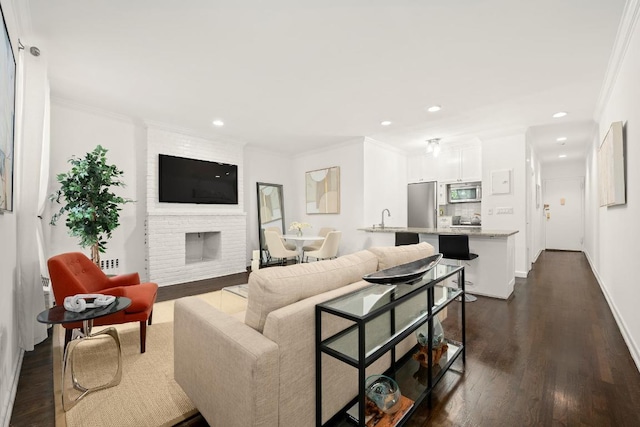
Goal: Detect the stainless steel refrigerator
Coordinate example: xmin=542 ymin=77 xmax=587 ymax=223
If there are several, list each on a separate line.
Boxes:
xmin=408 ymin=181 xmax=438 ymax=228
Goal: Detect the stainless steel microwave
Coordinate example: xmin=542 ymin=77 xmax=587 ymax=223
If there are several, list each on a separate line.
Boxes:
xmin=448 ymin=182 xmax=482 ymax=203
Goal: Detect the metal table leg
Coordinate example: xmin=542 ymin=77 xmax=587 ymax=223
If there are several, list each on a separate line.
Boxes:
xmin=62 ymin=321 xmax=123 ymax=411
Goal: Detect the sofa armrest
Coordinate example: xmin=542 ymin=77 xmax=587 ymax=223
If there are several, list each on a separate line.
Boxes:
xmin=107 ymin=272 xmax=140 ymax=287
xmin=174 ymin=297 xmax=279 ymax=427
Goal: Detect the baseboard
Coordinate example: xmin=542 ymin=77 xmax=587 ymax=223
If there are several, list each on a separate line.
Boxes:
xmin=584 ymin=250 xmax=640 ymax=373
xmin=1 ymin=348 xmax=24 ymax=427
xmin=515 ymin=271 xmax=528 ymax=278
xmin=533 ymin=249 xmax=542 ymax=263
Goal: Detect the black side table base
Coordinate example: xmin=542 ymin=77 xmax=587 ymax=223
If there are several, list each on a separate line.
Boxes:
xmin=62 ymin=326 xmax=123 ymax=411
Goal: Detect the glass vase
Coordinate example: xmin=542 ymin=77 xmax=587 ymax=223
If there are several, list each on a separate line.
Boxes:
xmin=416 ymin=313 xmax=444 ymax=347
xmin=365 ymin=375 xmax=402 ymax=414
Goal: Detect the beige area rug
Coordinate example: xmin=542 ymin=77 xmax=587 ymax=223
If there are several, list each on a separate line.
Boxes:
xmin=54 ymin=289 xmax=248 ymax=427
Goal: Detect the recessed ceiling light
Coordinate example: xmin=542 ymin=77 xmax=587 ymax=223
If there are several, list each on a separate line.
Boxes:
xmin=212 ymin=120 xmax=224 ymax=127
xmin=556 ymin=137 xmax=567 ymax=142
xmin=427 ymin=105 xmax=442 ymax=113
xmin=552 ymin=111 xmax=567 ymax=118
xmin=558 ymin=154 xmax=567 ymax=158
xmin=381 ymin=121 xmax=392 ymax=126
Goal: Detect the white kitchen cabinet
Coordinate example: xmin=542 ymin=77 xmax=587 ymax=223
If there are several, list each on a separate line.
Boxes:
xmin=432 ymin=143 xmax=482 ymax=183
xmin=436 ymin=148 xmax=461 ymax=182
xmin=460 ymin=145 xmax=482 ymax=182
xmin=408 ymin=152 xmax=438 ymax=183
xmin=409 ymin=142 xmax=481 ymax=184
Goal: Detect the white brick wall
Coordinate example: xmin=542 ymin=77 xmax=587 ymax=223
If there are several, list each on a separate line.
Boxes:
xmin=146 ymin=125 xmax=247 ymax=286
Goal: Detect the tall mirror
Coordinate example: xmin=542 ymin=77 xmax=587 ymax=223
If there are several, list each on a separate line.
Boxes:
xmin=257 ymin=182 xmax=286 ymax=266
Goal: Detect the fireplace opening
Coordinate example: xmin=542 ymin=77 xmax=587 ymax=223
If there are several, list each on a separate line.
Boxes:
xmin=185 ymin=232 xmax=221 ymax=264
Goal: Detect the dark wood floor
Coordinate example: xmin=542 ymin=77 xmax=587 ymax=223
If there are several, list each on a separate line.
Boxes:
xmin=10 ymin=252 xmax=640 ymax=426
xmin=408 ymin=251 xmax=640 ymax=427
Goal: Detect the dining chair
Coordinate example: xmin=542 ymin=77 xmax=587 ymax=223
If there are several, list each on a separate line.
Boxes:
xmin=266 ymin=226 xmax=297 ymax=250
xmin=264 ymin=230 xmax=299 ymax=264
xmin=302 ymin=227 xmax=335 ymax=253
xmin=303 ymin=231 xmax=342 ymax=262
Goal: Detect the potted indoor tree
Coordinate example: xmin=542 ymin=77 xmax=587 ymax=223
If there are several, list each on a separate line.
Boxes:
xmin=50 ymin=145 xmax=131 ymax=266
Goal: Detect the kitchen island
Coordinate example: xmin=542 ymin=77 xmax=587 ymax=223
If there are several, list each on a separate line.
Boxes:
xmin=359 ymin=227 xmax=519 ymax=299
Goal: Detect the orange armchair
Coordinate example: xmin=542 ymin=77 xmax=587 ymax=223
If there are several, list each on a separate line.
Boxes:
xmin=48 ymin=252 xmax=158 ymax=353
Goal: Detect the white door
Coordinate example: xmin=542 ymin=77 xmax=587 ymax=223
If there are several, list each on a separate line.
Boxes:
xmin=544 ymin=177 xmax=583 ymax=250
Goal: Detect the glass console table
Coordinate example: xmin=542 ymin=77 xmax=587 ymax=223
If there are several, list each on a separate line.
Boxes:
xmin=315 ymin=263 xmax=466 ymax=426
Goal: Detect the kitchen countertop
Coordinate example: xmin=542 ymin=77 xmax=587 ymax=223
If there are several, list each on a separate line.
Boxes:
xmin=358 ymin=226 xmax=519 ymax=237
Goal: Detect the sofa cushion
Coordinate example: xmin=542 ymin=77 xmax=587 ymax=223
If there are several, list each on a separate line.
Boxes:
xmin=367 ymin=242 xmax=435 ymax=271
xmin=245 ymin=250 xmax=378 ymax=332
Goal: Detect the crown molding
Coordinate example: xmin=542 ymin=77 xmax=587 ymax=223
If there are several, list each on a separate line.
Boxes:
xmin=291 ymin=136 xmax=365 ymax=159
xmin=243 ymin=144 xmax=293 ymax=159
xmin=594 ymin=0 xmax=640 ymax=121
xmin=363 ymin=136 xmax=408 ymax=155
xmin=51 ymin=97 xmax=249 ymax=148
xmin=51 ymin=95 xmax=141 ymax=125
xmin=2 ymin=0 xmax=29 ymax=52
xmin=14 ymin=0 xmax=32 ymax=37
xmin=144 ymin=120 xmax=247 ymax=148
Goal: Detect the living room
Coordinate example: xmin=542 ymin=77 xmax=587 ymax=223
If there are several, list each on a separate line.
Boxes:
xmin=2 ymin=1 xmax=640 ymax=426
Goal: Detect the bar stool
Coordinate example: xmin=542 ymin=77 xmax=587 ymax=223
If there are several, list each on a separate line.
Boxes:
xmin=438 ymin=234 xmax=478 ymax=302
xmin=395 ymin=232 xmax=419 ymax=246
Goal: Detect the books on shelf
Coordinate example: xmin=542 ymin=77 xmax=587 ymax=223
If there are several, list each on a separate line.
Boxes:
xmin=347 ymin=395 xmax=414 ymax=427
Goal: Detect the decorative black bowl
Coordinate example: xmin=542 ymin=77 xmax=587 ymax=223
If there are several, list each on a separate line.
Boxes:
xmin=363 ymin=253 xmax=443 ymax=285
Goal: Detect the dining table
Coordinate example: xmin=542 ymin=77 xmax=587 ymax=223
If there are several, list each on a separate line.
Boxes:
xmin=282 ymin=234 xmax=325 ymax=262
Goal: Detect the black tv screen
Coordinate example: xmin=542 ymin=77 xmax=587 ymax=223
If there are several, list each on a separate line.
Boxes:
xmin=159 ymin=154 xmax=238 ymax=204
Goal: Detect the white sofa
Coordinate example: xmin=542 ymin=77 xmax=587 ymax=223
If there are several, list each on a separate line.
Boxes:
xmin=174 ymin=242 xmax=435 ymax=427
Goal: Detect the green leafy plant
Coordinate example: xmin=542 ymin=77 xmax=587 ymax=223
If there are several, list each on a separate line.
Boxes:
xmin=50 ymin=145 xmax=132 ymax=265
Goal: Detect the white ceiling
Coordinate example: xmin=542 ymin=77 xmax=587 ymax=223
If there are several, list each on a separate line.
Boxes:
xmin=24 ymin=0 xmax=625 ymax=161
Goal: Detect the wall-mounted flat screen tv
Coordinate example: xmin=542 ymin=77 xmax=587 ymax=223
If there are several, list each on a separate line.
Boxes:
xmin=159 ymin=154 xmax=238 ymax=204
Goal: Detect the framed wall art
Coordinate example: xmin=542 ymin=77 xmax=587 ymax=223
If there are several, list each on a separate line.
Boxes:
xmin=305 ymin=166 xmax=340 ymax=214
xmin=598 ymin=121 xmax=625 ymax=207
xmin=0 ymin=2 xmax=16 ymax=212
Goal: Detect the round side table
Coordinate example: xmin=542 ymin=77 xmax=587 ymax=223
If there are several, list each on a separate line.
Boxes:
xmin=37 ymin=297 xmax=131 ymax=411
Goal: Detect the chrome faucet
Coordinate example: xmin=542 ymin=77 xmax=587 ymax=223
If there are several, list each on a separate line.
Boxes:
xmin=381 ymin=209 xmax=391 ymax=229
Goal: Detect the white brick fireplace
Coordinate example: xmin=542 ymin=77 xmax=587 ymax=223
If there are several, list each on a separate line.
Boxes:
xmin=146 ymin=125 xmax=246 ymax=286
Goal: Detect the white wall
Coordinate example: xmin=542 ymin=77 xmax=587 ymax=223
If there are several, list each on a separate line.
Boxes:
xmin=542 ymin=159 xmax=586 ymax=179
xmin=584 ymin=140 xmax=600 ymax=269
xmin=292 ymin=139 xmax=366 ymax=256
xmin=585 ymin=5 xmax=640 ymax=369
xmin=480 ymin=134 xmax=528 ymax=277
xmin=0 ymin=209 xmax=18 ymax=427
xmin=243 ymin=146 xmax=295 ymax=265
xmin=363 ymin=138 xmax=408 ymax=229
xmin=529 ymin=147 xmax=544 ymax=264
xmin=44 ymin=101 xmax=147 ymax=277
xmin=289 ymin=137 xmax=409 ymax=257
